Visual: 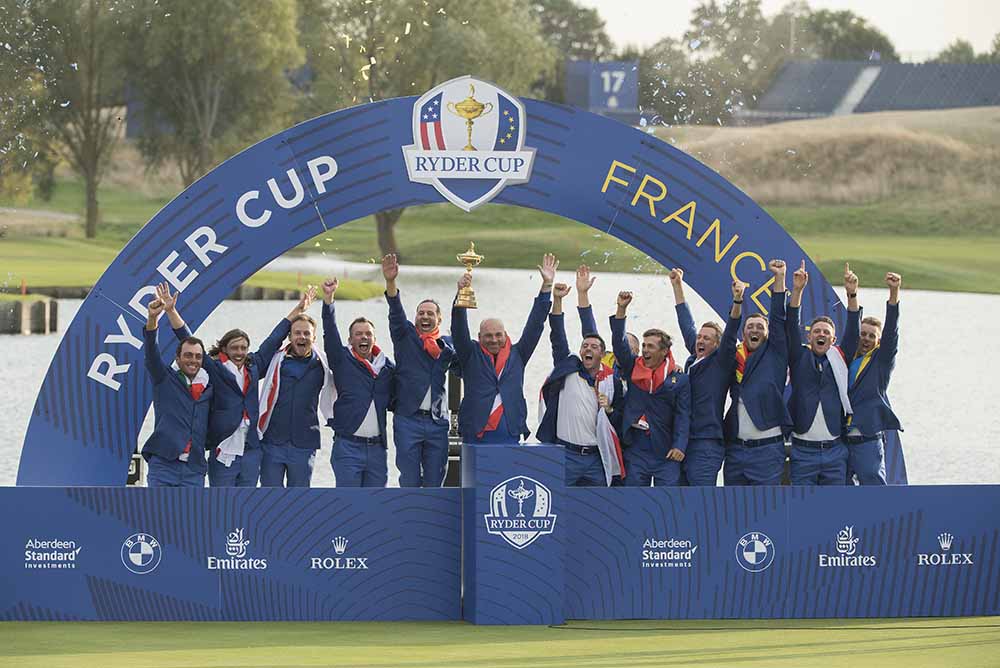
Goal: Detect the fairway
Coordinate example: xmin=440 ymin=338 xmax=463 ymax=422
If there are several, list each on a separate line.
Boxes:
xmin=2 ymin=618 xmax=999 ymax=668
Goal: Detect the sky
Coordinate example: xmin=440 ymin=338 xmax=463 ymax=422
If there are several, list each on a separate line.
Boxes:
xmin=579 ymin=0 xmax=1000 ymax=61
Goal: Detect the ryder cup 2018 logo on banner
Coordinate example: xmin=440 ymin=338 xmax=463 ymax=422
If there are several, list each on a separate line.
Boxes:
xmin=403 ymin=75 xmax=536 ymax=211
xmin=484 ymin=476 xmax=556 ymax=550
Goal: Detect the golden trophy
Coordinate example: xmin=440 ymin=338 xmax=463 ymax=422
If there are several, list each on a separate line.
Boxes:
xmin=447 ymin=84 xmax=494 ymax=151
xmin=455 ymin=242 xmax=484 ymax=309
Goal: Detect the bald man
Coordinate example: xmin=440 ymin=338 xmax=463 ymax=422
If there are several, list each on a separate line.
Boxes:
xmin=451 ymin=254 xmax=556 ymax=444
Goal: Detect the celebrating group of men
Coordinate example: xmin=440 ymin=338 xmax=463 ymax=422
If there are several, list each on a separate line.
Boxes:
xmin=141 ymin=254 xmax=901 ymax=489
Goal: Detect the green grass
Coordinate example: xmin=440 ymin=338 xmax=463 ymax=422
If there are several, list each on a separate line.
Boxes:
xmin=1 ymin=618 xmax=999 ymax=667
xmin=0 ymin=237 xmax=380 ymax=302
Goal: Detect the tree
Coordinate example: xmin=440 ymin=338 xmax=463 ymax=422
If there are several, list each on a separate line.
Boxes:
xmin=0 ymin=2 xmax=58 ymax=204
xmin=23 ymin=0 xmax=128 ymax=238
xmin=300 ymin=0 xmax=555 ymax=257
xmin=530 ymin=0 xmax=614 ymax=102
xmin=125 ymin=1 xmax=305 ymax=187
xmin=934 ymin=39 xmax=978 ymax=63
xmin=799 ymin=9 xmax=899 ymax=62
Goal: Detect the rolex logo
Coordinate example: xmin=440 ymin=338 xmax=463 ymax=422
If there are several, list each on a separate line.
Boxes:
xmin=332 ymin=536 xmax=349 ymax=555
xmin=937 ymin=533 xmax=954 ymax=551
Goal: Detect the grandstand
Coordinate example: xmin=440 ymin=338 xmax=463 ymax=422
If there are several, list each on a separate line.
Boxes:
xmin=739 ymin=60 xmax=1000 ymax=124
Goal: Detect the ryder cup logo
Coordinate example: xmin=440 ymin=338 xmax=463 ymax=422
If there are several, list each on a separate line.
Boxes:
xmin=402 ymin=75 xmax=536 ymax=211
xmin=484 ymin=476 xmax=557 ymax=550
xmin=121 ymin=533 xmax=162 ymax=575
xmin=736 ymin=531 xmax=775 ymax=573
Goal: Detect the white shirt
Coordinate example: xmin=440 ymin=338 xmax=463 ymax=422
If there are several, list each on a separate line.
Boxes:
xmin=419 ymin=385 xmax=432 ymax=411
xmin=556 ymin=373 xmax=600 ymax=446
xmin=737 ymin=398 xmax=782 ymax=440
xmin=794 ymin=402 xmax=836 ymax=442
xmin=354 ymin=401 xmax=380 ymax=438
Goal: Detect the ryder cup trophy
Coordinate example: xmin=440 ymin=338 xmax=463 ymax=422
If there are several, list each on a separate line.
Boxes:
xmin=447 ymin=84 xmax=494 ymax=151
xmin=455 ymin=242 xmax=484 ymax=309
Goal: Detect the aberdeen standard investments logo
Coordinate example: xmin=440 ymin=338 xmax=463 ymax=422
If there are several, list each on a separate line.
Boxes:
xmin=736 ymin=531 xmax=775 ymax=572
xmin=403 ymin=75 xmax=536 ymax=211
xmin=484 ymin=476 xmax=556 ymax=550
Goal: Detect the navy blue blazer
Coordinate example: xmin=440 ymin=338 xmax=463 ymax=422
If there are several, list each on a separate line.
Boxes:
xmin=451 ymin=292 xmax=550 ymax=442
xmin=142 ymin=328 xmax=213 ymax=471
xmin=386 ymin=291 xmax=455 ymax=425
xmin=261 ymin=351 xmax=326 ymax=450
xmin=839 ymin=303 xmax=902 ymax=437
xmin=175 ymin=319 xmax=289 ymax=450
xmin=676 ymin=303 xmax=740 ymax=441
xmin=785 ymin=305 xmax=846 ymax=437
xmin=610 ymin=315 xmax=691 ymax=456
xmin=724 ymin=290 xmax=792 ymax=440
xmin=537 ymin=313 xmax=625 ymax=445
xmin=323 ymin=302 xmax=395 ymax=446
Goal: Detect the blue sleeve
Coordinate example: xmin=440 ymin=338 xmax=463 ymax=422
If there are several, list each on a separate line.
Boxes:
xmin=450 ymin=302 xmax=474 ymax=363
xmin=143 ymin=328 xmax=167 ymax=385
xmin=321 ymin=302 xmax=348 ymax=371
xmin=609 ymin=315 xmax=636 ymax=376
xmin=785 ymin=304 xmax=803 ymax=356
xmin=548 ymin=313 xmax=570 ymax=365
xmin=577 ymin=305 xmax=598 ymax=336
xmin=841 ymin=307 xmax=860 ymax=360
xmin=673 ymin=376 xmax=691 ymax=453
xmin=173 ymin=323 xmax=194 ymax=341
xmin=251 ymin=318 xmax=291 ymax=377
xmin=768 ymin=289 xmax=788 ymax=363
xmin=513 ymin=293 xmax=552 ymax=364
xmin=675 ymin=303 xmax=697 ymax=356
xmin=879 ymin=302 xmax=899 ymax=371
xmin=721 ymin=314 xmax=740 ymax=360
xmin=386 ymin=291 xmax=412 ymax=345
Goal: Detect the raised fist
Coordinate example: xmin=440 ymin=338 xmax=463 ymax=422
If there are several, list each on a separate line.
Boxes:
xmin=457 ymin=272 xmax=472 ymax=291
xmin=669 ymin=267 xmax=684 ymax=286
xmin=322 ymin=278 xmax=339 ymax=300
xmin=768 ymin=259 xmax=786 ymax=276
xmin=732 ymin=280 xmax=747 ymax=301
xmin=885 ymin=272 xmax=901 ymax=290
xmin=552 ymin=282 xmax=572 ymax=299
xmin=617 ymin=291 xmax=633 ymax=309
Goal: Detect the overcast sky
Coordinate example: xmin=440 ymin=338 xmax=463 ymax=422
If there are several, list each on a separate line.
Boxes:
xmin=579 ymin=0 xmax=999 ymax=60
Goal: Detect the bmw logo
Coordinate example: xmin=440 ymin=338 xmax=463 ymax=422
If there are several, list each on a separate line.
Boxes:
xmin=735 ymin=531 xmax=775 ymax=572
xmin=121 ymin=533 xmax=162 ymax=575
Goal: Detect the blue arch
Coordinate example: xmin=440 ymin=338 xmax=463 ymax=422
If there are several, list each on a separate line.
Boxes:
xmin=18 ymin=94 xmax=849 ymax=485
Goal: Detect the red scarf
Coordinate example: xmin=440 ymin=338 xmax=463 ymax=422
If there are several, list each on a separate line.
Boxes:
xmin=352 ymin=344 xmax=384 ymax=378
xmin=735 ymin=343 xmax=750 ymax=383
xmin=416 ymin=325 xmax=442 ymax=359
xmin=630 ymin=350 xmax=677 ymax=393
xmin=178 ymin=371 xmax=207 ymax=458
xmin=477 ymin=337 xmax=512 ymax=437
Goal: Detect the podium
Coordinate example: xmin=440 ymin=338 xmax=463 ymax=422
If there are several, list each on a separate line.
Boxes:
xmin=461 ymin=443 xmax=565 ymax=625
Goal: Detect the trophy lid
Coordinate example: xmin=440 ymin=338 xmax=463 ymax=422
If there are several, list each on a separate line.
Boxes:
xmin=456 ymin=242 xmax=484 ymax=265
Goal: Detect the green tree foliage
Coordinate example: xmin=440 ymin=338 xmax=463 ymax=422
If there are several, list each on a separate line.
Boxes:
xmin=298 ymin=0 xmax=555 ymax=256
xmin=798 ymin=9 xmax=898 ymax=62
xmin=0 ymin=2 xmax=58 ymax=204
xmin=530 ymin=0 xmax=614 ymax=102
xmin=125 ymin=0 xmax=304 ymax=187
xmin=934 ymin=36 xmax=1000 ymax=64
xmin=21 ymin=0 xmax=129 ymax=238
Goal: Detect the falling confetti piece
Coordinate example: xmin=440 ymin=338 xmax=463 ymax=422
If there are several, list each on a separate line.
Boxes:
xmin=404 ymin=22 xmax=411 ymax=35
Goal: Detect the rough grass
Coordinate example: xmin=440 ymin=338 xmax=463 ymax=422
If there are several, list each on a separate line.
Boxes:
xmin=1 ymin=618 xmax=999 ymax=668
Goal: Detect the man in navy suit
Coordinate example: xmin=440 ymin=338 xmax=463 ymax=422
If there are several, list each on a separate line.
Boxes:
xmin=538 ymin=281 xmax=625 ymax=486
xmin=451 ymin=254 xmax=555 ymax=444
xmin=323 ymin=277 xmax=395 ymax=487
xmin=839 ymin=265 xmax=903 ymax=485
xmin=381 ymin=254 xmax=455 ymax=487
xmin=785 ymin=261 xmax=852 ymax=485
xmin=668 ymin=269 xmax=744 ymax=486
xmin=156 ymin=283 xmax=315 ymax=487
xmin=724 ymin=260 xmax=791 ymax=486
xmin=141 ymin=295 xmax=212 ymax=487
xmin=611 ymin=290 xmax=691 ymax=486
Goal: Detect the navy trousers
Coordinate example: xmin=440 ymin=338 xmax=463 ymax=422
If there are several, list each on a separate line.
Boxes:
xmin=394 ymin=413 xmax=449 ymax=487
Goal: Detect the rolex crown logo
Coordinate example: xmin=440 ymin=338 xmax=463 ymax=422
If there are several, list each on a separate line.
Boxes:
xmin=937 ymin=532 xmax=954 ymax=551
xmin=332 ymin=536 xmax=349 ymax=555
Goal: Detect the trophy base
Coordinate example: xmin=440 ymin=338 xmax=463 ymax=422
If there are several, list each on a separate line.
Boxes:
xmin=455 ymin=288 xmax=478 ymax=309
